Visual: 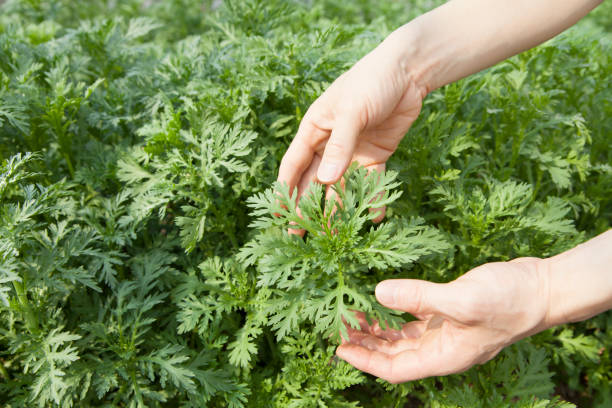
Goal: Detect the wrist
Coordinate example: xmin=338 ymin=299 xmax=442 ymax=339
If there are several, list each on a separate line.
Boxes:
xmin=381 ymin=23 xmax=431 ymax=100
xmin=384 ymin=10 xmax=470 ymax=97
xmin=510 ymin=257 xmax=554 ymax=340
xmin=540 ymin=230 xmax=612 ymax=329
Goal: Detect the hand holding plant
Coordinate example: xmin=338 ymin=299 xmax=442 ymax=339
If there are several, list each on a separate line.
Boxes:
xmin=277 ymin=37 xmax=426 ymax=203
xmin=337 ymin=231 xmax=612 ymax=383
xmin=337 ymin=258 xmax=548 ymax=383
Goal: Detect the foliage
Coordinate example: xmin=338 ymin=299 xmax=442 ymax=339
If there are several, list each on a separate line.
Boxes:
xmin=0 ymin=0 xmax=610 ymax=407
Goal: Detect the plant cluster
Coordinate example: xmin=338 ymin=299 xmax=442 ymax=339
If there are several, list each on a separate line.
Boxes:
xmin=0 ymin=0 xmax=610 ymax=407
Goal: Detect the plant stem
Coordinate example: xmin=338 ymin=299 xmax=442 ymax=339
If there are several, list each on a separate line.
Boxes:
xmin=129 ymin=367 xmax=144 ymax=406
xmin=13 ymin=281 xmax=39 ymax=334
xmin=62 ymin=152 xmax=75 ymax=178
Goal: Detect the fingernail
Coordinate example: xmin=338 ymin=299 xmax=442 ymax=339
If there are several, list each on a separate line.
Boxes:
xmin=318 ymin=162 xmax=339 ymax=183
xmin=375 ymin=281 xmax=395 ymax=305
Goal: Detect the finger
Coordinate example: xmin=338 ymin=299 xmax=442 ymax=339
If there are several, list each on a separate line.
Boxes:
xmin=288 ymin=209 xmax=305 ymax=236
xmin=317 ymin=118 xmax=361 ymax=184
xmin=336 ymin=344 xmax=434 ymax=383
xmin=345 ymin=312 xmax=425 ymax=346
xmin=278 ymin=119 xmax=323 ymax=191
xmin=342 ymin=313 xmax=384 ymax=346
xmin=350 ymin=310 xmax=391 ymax=337
xmin=337 ymin=338 xmax=462 ymax=383
xmin=340 ymin=324 xmax=358 ymax=344
xmin=351 ymin=311 xmax=384 ymax=336
xmin=366 ymin=162 xmax=386 ymax=223
xmin=288 ymin=155 xmax=321 ymax=236
xmin=350 ymin=310 xmax=425 ymax=341
xmin=375 ymin=279 xmax=454 ymax=316
xmin=345 ymin=310 xmax=368 ymax=329
xmin=376 ymin=320 xmax=428 ymax=342
xmin=344 ymin=326 xmax=372 ymax=345
xmin=341 ymin=310 xmax=365 ymax=332
xmin=358 ymin=335 xmax=420 ymax=355
xmin=355 ymin=312 xmax=396 ymax=339
xmin=336 ymin=344 xmax=397 ymax=382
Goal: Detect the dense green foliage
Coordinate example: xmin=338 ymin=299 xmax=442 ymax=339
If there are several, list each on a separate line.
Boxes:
xmin=0 ymin=0 xmax=610 ymax=406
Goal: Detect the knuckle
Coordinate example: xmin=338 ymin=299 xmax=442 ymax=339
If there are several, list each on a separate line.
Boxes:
xmin=406 ymin=284 xmax=425 ymax=314
xmin=453 ymin=295 xmax=482 ymax=324
xmin=324 ymin=139 xmax=346 ymax=156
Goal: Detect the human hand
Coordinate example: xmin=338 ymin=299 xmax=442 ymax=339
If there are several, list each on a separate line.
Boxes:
xmin=277 ymin=34 xmax=427 ymax=229
xmin=335 ymin=258 xmax=551 ymax=383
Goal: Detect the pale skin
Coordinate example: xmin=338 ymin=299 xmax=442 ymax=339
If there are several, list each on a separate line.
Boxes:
xmin=277 ymin=0 xmax=611 ymax=383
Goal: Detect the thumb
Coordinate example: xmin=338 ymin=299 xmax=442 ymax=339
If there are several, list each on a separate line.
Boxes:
xmin=317 ymin=118 xmax=361 ymax=184
xmin=375 ymin=279 xmax=452 ymax=316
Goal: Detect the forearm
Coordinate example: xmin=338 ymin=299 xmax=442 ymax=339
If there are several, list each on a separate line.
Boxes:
xmin=384 ymin=0 xmax=603 ymax=93
xmin=542 ymin=229 xmax=612 ymax=328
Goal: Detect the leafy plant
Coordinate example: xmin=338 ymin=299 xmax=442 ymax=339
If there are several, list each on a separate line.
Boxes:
xmin=0 ymin=0 xmax=610 ymax=407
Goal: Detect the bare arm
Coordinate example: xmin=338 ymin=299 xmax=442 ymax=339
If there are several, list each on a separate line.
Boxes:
xmin=391 ymin=0 xmax=604 ymax=93
xmin=277 ymin=0 xmax=603 ymax=199
xmin=544 ymin=229 xmax=612 ymax=328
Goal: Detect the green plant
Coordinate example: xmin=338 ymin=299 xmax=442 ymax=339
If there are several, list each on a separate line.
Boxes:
xmin=0 ymin=0 xmax=610 ymax=407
